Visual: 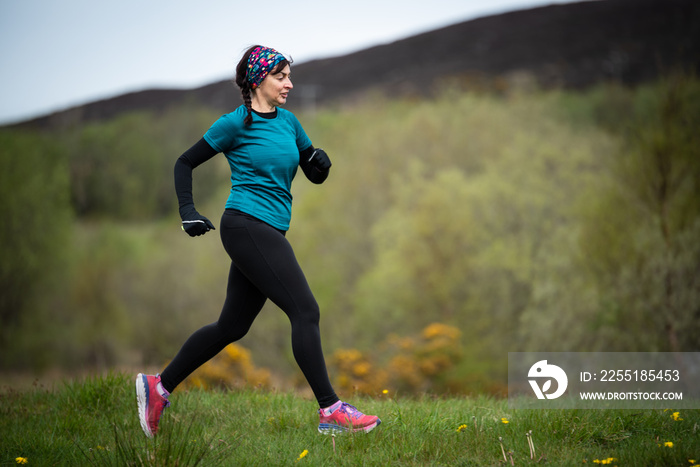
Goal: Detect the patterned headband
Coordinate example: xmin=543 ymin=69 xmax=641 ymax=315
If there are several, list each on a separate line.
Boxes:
xmin=247 ymin=46 xmax=286 ymax=89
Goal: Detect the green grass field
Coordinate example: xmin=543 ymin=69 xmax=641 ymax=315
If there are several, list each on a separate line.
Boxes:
xmin=2 ymin=373 xmax=698 ymax=466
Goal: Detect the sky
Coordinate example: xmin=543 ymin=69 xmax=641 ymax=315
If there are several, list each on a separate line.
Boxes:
xmin=0 ymin=0 xmax=580 ymax=125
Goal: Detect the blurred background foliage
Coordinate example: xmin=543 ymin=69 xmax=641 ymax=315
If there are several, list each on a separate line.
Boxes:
xmin=0 ymin=73 xmax=698 ymax=395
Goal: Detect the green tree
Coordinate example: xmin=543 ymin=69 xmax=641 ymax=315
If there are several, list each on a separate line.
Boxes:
xmin=0 ymin=130 xmax=73 ymax=358
xmin=577 ymin=74 xmax=700 ymax=351
xmin=64 ymin=106 xmax=225 ymax=220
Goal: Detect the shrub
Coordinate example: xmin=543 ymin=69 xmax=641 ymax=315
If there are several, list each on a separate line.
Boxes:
xmin=330 ymin=323 xmax=464 ymax=395
xmin=180 ymin=343 xmax=271 ymax=390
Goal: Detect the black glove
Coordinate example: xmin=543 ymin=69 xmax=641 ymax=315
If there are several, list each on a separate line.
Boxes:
xmin=181 ymin=211 xmax=215 ymax=237
xmin=308 ymin=148 xmax=332 ymax=171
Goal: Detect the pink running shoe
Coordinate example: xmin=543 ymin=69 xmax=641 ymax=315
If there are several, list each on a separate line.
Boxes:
xmin=135 ymin=373 xmax=170 ymax=437
xmin=318 ymin=401 xmax=381 ymax=434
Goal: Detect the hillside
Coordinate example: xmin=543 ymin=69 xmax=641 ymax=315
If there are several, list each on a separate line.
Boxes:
xmin=9 ymin=0 xmax=700 ymax=130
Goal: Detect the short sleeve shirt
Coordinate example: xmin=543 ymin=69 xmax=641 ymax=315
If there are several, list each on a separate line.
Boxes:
xmin=203 ymin=105 xmax=312 ymax=231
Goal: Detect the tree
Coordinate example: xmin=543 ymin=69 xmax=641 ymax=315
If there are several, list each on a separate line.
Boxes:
xmin=577 ymin=74 xmax=700 ymax=351
xmin=0 ymin=130 xmax=72 ymax=355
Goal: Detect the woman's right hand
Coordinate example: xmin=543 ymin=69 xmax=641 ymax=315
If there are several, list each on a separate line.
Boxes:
xmin=181 ymin=212 xmax=216 ymax=237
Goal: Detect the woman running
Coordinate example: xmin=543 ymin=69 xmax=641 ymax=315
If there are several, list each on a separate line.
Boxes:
xmin=136 ymin=45 xmax=380 ymax=437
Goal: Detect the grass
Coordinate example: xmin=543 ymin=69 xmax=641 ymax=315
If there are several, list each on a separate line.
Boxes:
xmin=1 ymin=372 xmax=698 ymax=466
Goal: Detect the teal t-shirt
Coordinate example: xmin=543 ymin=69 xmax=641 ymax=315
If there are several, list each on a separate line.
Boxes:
xmin=203 ymin=105 xmax=312 ymax=231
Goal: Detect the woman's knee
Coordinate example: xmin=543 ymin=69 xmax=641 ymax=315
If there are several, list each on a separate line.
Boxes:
xmin=216 ymin=307 xmax=256 ymax=342
xmin=299 ymin=299 xmax=320 ymax=326
xmin=216 ymin=321 xmax=250 ymax=343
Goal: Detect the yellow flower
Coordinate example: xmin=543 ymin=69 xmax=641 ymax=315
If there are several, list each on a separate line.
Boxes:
xmin=501 ymin=418 xmax=509 ymax=424
xmin=672 ymin=411 xmax=683 ymax=421
xmin=457 ymin=424 xmax=467 ymax=432
xmin=382 ymin=389 xmax=389 ymax=394
xmin=16 ymin=458 xmax=28 ymax=465
xmin=593 ymin=460 xmax=601 ymax=464
xmin=422 ymin=323 xmax=461 ymax=340
xmin=688 ymin=459 xmax=696 ymax=464
xmin=664 ymin=441 xmax=674 ymax=448
xmin=296 ymin=449 xmax=308 ymax=461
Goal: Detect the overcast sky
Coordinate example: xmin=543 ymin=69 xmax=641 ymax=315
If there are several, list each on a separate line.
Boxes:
xmin=0 ymin=0 xmax=581 ymax=124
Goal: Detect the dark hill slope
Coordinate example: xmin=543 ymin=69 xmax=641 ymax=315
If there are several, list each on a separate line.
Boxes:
xmin=293 ymin=0 xmax=699 ymax=95
xmin=10 ymin=0 xmax=699 ymax=130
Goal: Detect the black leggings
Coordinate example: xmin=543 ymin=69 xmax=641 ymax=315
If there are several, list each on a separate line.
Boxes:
xmin=160 ymin=209 xmax=339 ymax=408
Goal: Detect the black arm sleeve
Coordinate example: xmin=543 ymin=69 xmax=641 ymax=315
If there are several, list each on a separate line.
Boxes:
xmin=299 ymin=145 xmax=330 ymax=184
xmin=174 ymin=138 xmax=219 ymax=218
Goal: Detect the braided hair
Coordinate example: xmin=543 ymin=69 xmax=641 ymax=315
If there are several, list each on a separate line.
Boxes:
xmin=235 ymin=45 xmax=291 ymax=126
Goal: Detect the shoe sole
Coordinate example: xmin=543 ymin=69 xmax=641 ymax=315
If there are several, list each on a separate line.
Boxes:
xmin=318 ymin=419 xmax=381 ymax=434
xmin=135 ymin=373 xmax=154 ymax=438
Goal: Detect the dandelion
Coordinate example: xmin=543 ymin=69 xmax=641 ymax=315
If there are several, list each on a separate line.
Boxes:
xmin=664 ymin=441 xmax=674 ymax=448
xmin=672 ymin=412 xmax=683 ymax=421
xmin=688 ymin=460 xmax=696 ymax=464
xmin=526 ymin=430 xmax=536 ymax=459
xmin=501 ymin=417 xmax=509 ymax=424
xmin=382 ymin=389 xmax=389 ymax=395
xmin=296 ymin=449 xmax=309 ymax=462
xmin=592 ymin=459 xmax=617 ymax=465
xmin=457 ymin=424 xmax=467 ymax=432
xmin=498 ymin=436 xmax=507 ymax=463
xmin=15 ymin=458 xmax=28 ymax=465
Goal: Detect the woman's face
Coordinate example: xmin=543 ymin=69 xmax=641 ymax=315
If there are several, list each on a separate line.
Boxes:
xmin=255 ymin=64 xmax=293 ymax=109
